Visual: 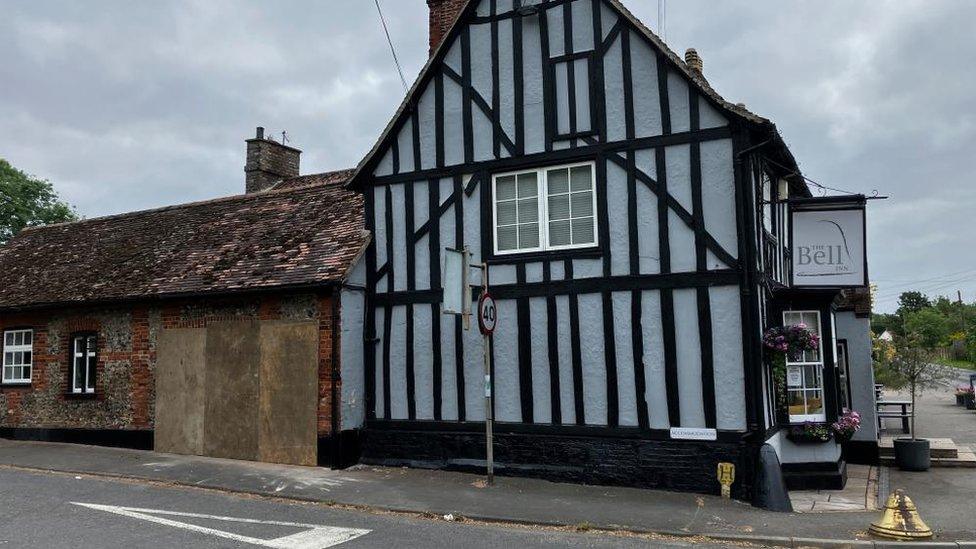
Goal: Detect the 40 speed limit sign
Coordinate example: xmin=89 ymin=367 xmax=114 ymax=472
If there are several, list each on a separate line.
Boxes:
xmin=478 ymin=293 xmax=497 ymax=335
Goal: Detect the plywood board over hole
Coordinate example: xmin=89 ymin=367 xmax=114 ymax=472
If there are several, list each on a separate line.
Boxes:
xmin=155 ymin=328 xmax=206 ymax=456
xmin=258 ymin=320 xmax=319 ymax=466
xmin=204 ymin=320 xmax=262 ymax=461
xmin=154 ymin=319 xmax=319 ymax=466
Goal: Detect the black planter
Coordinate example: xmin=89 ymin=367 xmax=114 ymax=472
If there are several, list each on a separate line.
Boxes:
xmin=957 ymin=393 xmax=966 ymax=406
xmin=893 ymin=438 xmax=930 ymax=471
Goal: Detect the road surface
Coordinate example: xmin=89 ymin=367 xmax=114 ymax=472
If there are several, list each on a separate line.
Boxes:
xmin=0 ymin=467 xmax=748 ymax=548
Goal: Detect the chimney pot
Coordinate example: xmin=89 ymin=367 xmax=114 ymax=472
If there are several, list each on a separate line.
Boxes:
xmin=685 ymin=48 xmax=703 ymax=74
xmin=244 ymin=127 xmax=300 ymax=194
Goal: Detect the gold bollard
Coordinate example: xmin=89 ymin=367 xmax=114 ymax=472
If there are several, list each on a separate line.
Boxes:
xmin=869 ymin=489 xmax=933 ymax=540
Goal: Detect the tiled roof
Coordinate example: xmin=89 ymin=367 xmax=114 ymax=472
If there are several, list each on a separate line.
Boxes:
xmin=837 ymin=287 xmax=873 ymax=316
xmin=0 ymin=174 xmax=366 ymax=310
xmin=274 ymin=168 xmax=356 ymax=191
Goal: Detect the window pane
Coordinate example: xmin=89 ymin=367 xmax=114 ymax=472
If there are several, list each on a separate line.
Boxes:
xmin=570 ymin=166 xmax=592 ymax=191
xmin=547 ymin=168 xmax=569 ymax=194
xmin=803 ymin=364 xmax=821 ymax=387
xmin=519 ymin=223 xmax=539 ymax=248
xmin=787 ymin=390 xmax=805 ymax=416
xmin=548 ymin=195 xmax=570 ymax=220
xmin=496 ymin=200 xmax=517 ymax=225
xmin=24 ymin=331 xmax=32 ymax=345
xmin=518 ymin=197 xmax=538 ymax=223
xmin=570 ymin=191 xmax=593 ymax=218
xmin=22 ymin=365 xmax=30 ymax=381
xmin=806 ymin=390 xmax=824 ymax=414
xmin=22 ymin=351 xmax=30 ymax=366
xmin=87 ymin=336 xmax=96 ymax=353
xmin=3 ymin=352 xmax=12 ymax=366
xmin=517 ymin=173 xmax=537 ymax=198
xmin=549 ymin=220 xmax=571 ymax=246
xmin=571 ymin=217 xmax=595 ymax=244
xmin=74 ymin=357 xmax=85 ymax=391
xmin=87 ymin=356 xmax=97 ymax=391
xmin=4 ymin=333 xmax=11 ymax=346
xmin=497 ymin=226 xmax=518 ymax=251
xmin=496 ymin=176 xmax=516 ymax=200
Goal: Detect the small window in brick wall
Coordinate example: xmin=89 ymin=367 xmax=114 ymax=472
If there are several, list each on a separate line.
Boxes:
xmin=2 ymin=329 xmax=33 ymax=384
xmin=71 ymin=333 xmax=97 ymax=394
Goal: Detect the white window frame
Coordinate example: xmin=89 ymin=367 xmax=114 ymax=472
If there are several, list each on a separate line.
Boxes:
xmin=71 ymin=334 xmax=97 ymax=394
xmin=492 ymin=161 xmax=599 ymax=256
xmin=2 ymin=329 xmax=34 ymax=385
xmin=783 ymin=310 xmax=826 ymax=423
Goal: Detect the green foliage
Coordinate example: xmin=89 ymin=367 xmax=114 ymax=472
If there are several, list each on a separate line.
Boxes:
xmin=897 ymin=291 xmax=931 ymax=316
xmin=904 ymin=308 xmax=951 ymax=348
xmin=871 ymin=312 xmax=903 ymax=337
xmin=0 ymin=158 xmax=78 ymax=244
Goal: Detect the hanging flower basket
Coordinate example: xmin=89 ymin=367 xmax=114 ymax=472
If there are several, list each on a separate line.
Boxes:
xmin=831 ymin=409 xmax=861 ymax=443
xmin=762 ymin=324 xmax=820 ymax=418
xmin=786 ymin=422 xmax=833 ymax=444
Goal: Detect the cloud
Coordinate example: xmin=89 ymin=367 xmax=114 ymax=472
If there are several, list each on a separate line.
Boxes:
xmin=0 ymin=0 xmax=972 ymax=311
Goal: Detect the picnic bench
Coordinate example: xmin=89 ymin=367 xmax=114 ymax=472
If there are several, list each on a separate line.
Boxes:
xmin=877 ymin=399 xmax=913 ymax=434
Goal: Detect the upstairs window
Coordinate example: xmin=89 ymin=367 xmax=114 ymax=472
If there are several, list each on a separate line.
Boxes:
xmin=71 ymin=333 xmax=98 ymax=394
xmin=493 ymin=162 xmax=597 ymax=255
xmin=2 ymin=329 xmax=33 ymax=384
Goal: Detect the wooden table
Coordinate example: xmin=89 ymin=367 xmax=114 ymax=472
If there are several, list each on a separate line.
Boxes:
xmin=877 ymin=400 xmax=912 ymax=434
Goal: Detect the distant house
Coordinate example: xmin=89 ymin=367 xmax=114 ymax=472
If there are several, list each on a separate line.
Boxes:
xmin=0 ymin=0 xmax=877 ymax=506
xmin=879 ymin=330 xmax=894 ymax=342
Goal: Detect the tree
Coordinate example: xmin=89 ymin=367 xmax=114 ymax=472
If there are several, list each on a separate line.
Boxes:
xmin=896 ymin=291 xmax=931 ymax=316
xmin=883 ymin=334 xmax=955 ymax=440
xmin=0 ymin=158 xmax=77 ymax=244
xmin=904 ymin=308 xmax=951 ymax=348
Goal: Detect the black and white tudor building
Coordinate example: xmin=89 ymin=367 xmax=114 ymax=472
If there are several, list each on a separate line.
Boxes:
xmin=329 ymin=0 xmax=879 ymax=504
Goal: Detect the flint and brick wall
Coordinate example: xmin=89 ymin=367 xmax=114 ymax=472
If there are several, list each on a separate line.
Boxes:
xmin=0 ymin=291 xmax=338 ymax=435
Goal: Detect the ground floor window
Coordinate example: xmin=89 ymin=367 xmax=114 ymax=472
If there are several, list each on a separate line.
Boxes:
xmin=2 ymin=329 xmax=33 ymax=384
xmin=783 ymin=311 xmax=825 ymax=422
xmin=71 ymin=333 xmax=97 ymax=394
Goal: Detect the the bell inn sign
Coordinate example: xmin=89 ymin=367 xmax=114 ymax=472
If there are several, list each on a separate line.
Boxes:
xmin=790 ymin=197 xmax=868 ymax=288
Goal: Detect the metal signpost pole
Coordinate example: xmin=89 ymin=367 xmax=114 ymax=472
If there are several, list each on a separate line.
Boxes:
xmin=481 ymin=262 xmax=494 ymax=485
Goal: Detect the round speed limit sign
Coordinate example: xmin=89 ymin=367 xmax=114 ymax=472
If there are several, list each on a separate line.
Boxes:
xmin=478 ymin=293 xmax=497 ymax=335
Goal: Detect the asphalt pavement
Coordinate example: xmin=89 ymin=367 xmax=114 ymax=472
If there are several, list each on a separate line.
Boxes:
xmin=0 ymin=467 xmax=747 ymax=548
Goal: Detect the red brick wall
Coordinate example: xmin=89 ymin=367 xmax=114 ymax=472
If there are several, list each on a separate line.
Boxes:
xmin=0 ymin=291 xmax=338 ymax=435
xmin=428 ymin=0 xmax=467 ymax=56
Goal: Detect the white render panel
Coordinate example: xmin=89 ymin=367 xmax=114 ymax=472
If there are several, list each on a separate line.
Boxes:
xmin=529 ymin=297 xmax=552 ymax=424
xmin=641 ymin=289 xmax=669 ymax=429
xmin=578 ymin=293 xmax=608 ymax=426
xmin=555 ymin=294 xmax=576 ymax=424
xmin=700 ymin=138 xmax=739 ymax=261
xmin=710 ymin=285 xmax=746 ymax=430
xmin=493 ymin=298 xmax=521 ymax=423
xmin=612 ymin=291 xmax=638 ymax=427
xmin=674 ymin=289 xmax=705 ymax=428
xmin=413 ymin=304 xmax=435 ymax=420
xmin=388 ymin=305 xmax=408 ymax=420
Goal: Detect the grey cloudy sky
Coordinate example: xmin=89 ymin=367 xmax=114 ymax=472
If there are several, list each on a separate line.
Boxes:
xmin=1 ymin=0 xmax=974 ymax=312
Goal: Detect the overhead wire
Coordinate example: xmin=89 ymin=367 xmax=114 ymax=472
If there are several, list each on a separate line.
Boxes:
xmin=374 ymin=0 xmax=409 ymax=92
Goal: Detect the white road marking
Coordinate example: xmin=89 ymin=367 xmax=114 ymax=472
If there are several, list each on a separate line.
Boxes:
xmin=71 ymin=502 xmax=370 ymax=548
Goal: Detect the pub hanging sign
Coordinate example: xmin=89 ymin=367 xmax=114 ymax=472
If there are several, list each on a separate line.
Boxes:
xmin=790 ymin=198 xmax=868 ymax=288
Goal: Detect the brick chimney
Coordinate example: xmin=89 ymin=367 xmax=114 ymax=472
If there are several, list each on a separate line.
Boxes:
xmin=428 ymin=0 xmax=467 ymax=56
xmin=244 ymin=126 xmax=301 ymax=193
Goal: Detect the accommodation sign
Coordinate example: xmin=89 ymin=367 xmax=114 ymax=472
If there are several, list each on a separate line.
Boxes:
xmin=791 ymin=204 xmax=867 ymax=287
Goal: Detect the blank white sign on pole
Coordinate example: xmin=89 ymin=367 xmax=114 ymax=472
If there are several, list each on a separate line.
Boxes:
xmin=442 ymin=248 xmax=465 ymax=315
